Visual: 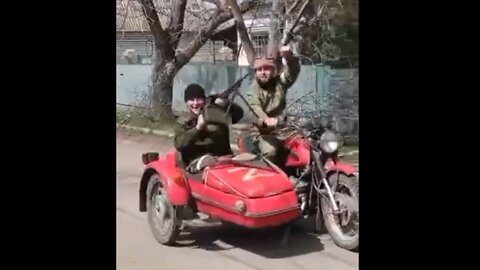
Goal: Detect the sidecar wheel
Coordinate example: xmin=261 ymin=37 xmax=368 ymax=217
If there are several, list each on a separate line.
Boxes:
xmin=146 ymin=173 xmax=179 ymax=246
xmin=321 ymin=173 xmax=359 ymax=251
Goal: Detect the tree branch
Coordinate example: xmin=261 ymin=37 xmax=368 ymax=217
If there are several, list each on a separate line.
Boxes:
xmin=282 ymin=0 xmax=310 ymax=45
xmin=290 ymin=0 xmax=329 ymax=36
xmin=291 ymin=19 xmax=308 ymax=35
xmin=267 ymin=0 xmax=286 ymax=57
xmin=176 ymin=0 xmax=257 ymax=68
xmin=139 ymin=0 xmax=174 ymax=61
xmin=308 ymin=0 xmax=329 ymax=25
xmin=205 ymin=0 xmax=221 ymax=8
xmin=225 ymin=0 xmax=256 ymax=66
xmin=168 ymin=0 xmax=187 ymax=50
xmin=286 ymin=0 xmax=302 ymax=15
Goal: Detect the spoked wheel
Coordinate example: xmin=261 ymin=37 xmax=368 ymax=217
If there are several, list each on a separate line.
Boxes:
xmin=321 ymin=173 xmax=359 ymax=251
xmin=146 ymin=173 xmax=179 ymax=246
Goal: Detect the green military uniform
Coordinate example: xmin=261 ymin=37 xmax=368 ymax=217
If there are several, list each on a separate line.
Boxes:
xmin=247 ymin=57 xmax=301 ymax=164
xmin=173 ymin=103 xmax=243 ymax=168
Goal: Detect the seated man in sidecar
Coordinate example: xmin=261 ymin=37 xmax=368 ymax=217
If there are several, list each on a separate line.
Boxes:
xmin=173 ymin=83 xmax=244 ymax=174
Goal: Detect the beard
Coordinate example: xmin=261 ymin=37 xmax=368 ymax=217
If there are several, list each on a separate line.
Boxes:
xmin=256 ymin=76 xmax=277 ymax=88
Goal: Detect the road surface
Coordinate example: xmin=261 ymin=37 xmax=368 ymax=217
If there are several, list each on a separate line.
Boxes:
xmin=116 ymin=130 xmax=358 ymax=270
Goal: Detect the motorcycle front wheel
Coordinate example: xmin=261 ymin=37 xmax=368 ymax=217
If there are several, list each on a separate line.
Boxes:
xmin=146 ymin=173 xmax=180 ymax=246
xmin=320 ymin=172 xmax=359 ymax=251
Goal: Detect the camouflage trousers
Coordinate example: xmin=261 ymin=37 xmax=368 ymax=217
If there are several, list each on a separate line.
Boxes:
xmin=252 ymin=133 xmax=287 ymax=167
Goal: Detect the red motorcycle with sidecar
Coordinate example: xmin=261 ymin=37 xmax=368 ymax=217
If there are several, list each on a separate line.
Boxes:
xmin=138 ymin=107 xmax=359 ymax=251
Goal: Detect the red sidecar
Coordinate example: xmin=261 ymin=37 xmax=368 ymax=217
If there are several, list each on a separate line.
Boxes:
xmin=139 ymin=150 xmax=301 ymax=245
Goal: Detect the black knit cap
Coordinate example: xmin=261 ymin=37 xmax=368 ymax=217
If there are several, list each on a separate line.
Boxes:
xmin=184 ymin=83 xmax=206 ymax=102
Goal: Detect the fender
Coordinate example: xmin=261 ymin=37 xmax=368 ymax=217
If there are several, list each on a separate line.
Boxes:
xmin=325 ymin=160 xmax=357 ymax=176
xmin=139 ymin=159 xmax=190 ymax=212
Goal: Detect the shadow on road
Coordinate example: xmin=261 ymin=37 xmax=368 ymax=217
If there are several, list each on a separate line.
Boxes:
xmin=174 ymin=219 xmax=325 ymax=259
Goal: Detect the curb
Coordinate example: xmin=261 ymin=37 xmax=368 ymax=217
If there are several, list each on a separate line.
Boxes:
xmin=116 ymin=124 xmax=174 ymax=137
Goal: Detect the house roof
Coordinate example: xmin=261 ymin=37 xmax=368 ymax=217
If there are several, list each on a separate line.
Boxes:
xmin=116 ymin=0 xmax=235 ymax=33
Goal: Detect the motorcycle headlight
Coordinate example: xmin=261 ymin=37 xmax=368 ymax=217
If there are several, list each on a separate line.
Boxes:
xmin=319 ymin=130 xmax=338 ymax=153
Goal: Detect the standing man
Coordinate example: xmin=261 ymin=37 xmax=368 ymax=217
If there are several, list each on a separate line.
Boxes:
xmin=247 ymin=45 xmax=301 ymax=166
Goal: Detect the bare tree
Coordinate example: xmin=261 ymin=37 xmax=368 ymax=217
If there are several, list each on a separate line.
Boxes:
xmin=119 ymin=0 xmax=259 ymax=120
xmin=230 ymin=0 xmax=336 ymax=65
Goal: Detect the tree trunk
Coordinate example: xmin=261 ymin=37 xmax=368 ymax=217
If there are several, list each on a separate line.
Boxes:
xmin=135 ymin=0 xmax=258 ymax=123
xmin=267 ymin=0 xmax=285 ymax=58
xmin=150 ymin=57 xmax=177 ymax=122
xmin=224 ymin=0 xmax=256 ymax=65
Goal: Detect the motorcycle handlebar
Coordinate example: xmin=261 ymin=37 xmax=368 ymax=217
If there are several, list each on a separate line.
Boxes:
xmin=271 ymin=116 xmax=327 ymax=139
xmin=276 ymin=116 xmax=313 ymax=130
xmin=269 ymin=120 xmax=305 ymax=137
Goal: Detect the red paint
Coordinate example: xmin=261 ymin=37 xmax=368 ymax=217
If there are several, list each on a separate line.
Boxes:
xmin=281 ymin=135 xmax=358 ymax=177
xmin=203 ymin=165 xmax=294 ymax=198
xmin=189 ymin=178 xmax=300 ymax=228
xmin=325 ymin=160 xmax=358 ymax=175
xmin=145 ymin=150 xmax=191 ymax=206
xmin=237 ymin=133 xmax=311 ymax=167
xmin=196 ymin=200 xmax=300 ymax=228
xmin=140 ymin=148 xmax=301 ymax=228
xmin=283 ymin=135 xmax=311 ymax=167
xmin=189 ymin=180 xmax=299 ymax=215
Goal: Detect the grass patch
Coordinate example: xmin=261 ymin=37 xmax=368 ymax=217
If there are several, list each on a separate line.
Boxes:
xmin=116 ymin=106 xmax=175 ymax=132
xmin=339 ymin=144 xmax=359 ymax=166
xmin=340 ymin=144 xmax=358 ymax=153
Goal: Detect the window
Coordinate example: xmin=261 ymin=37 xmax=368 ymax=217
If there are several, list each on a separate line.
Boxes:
xmin=252 ymin=33 xmax=268 ymax=57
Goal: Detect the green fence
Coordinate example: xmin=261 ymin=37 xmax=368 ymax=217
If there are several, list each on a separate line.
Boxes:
xmin=116 ymin=63 xmax=358 ymax=136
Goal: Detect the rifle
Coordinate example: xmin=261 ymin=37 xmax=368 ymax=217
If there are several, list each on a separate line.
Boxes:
xmin=206 ymin=71 xmax=251 ymax=104
xmin=208 ymin=71 xmax=265 ymax=120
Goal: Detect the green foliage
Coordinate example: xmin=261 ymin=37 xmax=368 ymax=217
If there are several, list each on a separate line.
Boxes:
xmin=116 ymin=106 xmax=175 ymax=130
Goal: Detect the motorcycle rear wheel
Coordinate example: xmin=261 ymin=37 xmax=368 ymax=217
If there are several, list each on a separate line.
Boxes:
xmin=321 ymin=173 xmax=359 ymax=251
xmin=146 ymin=173 xmax=180 ymax=246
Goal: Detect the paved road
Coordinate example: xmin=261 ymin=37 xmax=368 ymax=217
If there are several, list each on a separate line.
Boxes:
xmin=116 ymin=131 xmax=358 ymax=270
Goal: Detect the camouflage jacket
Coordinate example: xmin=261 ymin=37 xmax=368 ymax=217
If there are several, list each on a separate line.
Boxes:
xmin=247 ymin=57 xmax=301 ymax=134
xmin=173 ymin=102 xmax=243 ymax=167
